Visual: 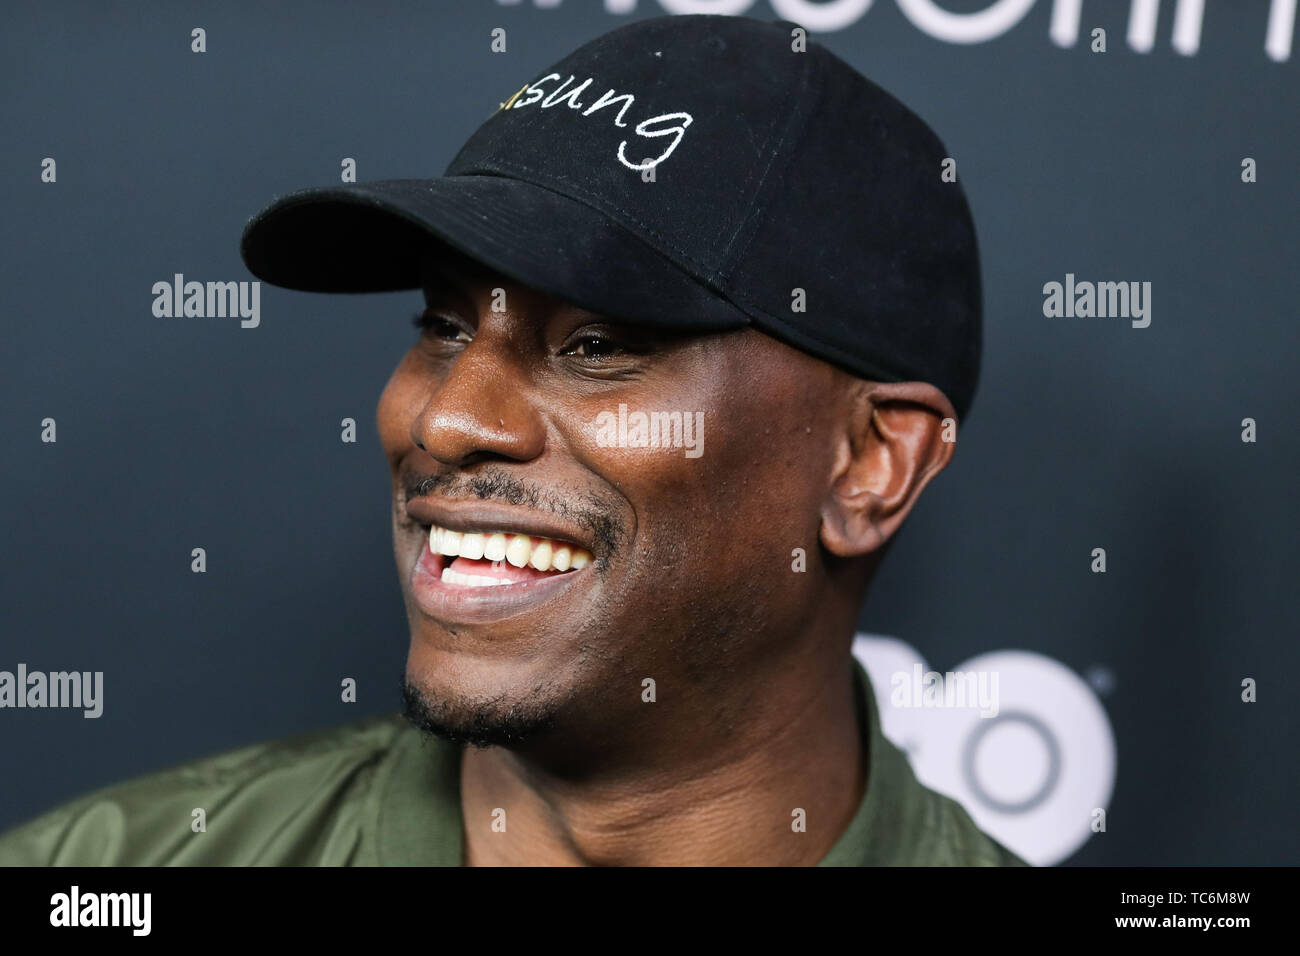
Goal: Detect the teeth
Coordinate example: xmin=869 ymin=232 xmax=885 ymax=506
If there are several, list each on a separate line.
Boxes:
xmin=438 ymin=529 xmax=462 ymax=556
xmin=459 ymin=532 xmax=485 ymax=560
xmin=529 ymin=540 xmax=553 ymax=572
xmin=426 ymin=524 xmax=593 ymax=572
xmin=484 ymin=533 xmax=507 ymax=562
xmin=505 ymin=535 xmax=531 ymax=568
xmin=440 ymin=567 xmax=513 ymax=588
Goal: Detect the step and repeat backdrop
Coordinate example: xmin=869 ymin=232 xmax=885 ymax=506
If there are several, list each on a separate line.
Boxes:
xmin=1 ymin=1 xmax=1296 ymax=865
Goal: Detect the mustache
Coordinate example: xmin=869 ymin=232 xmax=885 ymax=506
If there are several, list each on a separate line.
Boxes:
xmin=401 ymin=468 xmax=625 ymax=558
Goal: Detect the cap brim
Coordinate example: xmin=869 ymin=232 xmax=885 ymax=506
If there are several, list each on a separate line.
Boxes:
xmin=239 ymin=174 xmax=752 ymax=332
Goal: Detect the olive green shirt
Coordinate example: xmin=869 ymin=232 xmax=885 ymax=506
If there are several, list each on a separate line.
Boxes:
xmin=0 ymin=659 xmax=1028 ymax=866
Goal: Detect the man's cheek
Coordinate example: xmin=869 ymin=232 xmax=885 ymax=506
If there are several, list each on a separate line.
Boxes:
xmin=377 ymin=361 xmax=426 ymax=458
xmin=376 ymin=378 xmax=405 ymax=452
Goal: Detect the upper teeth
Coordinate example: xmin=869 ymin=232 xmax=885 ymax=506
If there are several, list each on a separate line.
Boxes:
xmin=428 ymin=525 xmax=592 ymax=572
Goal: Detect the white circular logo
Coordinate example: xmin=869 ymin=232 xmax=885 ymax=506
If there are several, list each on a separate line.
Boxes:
xmin=853 ymin=635 xmax=1116 ymax=865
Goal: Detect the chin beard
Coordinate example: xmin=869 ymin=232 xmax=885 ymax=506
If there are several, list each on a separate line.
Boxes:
xmin=399 ymin=673 xmax=559 ymax=749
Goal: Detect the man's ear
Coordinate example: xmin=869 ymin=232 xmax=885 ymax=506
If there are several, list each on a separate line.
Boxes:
xmin=819 ymin=380 xmax=958 ymax=558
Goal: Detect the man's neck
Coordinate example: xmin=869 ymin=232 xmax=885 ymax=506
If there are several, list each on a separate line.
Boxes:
xmin=457 ymin=656 xmax=866 ymax=866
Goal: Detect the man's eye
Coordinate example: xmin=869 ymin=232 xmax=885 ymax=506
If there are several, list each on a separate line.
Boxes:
xmin=562 ymin=335 xmax=625 ymax=360
xmin=411 ymin=311 xmax=471 ymax=343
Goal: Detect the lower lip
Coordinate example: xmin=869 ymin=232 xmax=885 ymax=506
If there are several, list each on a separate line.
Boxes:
xmin=409 ymin=540 xmax=592 ymax=625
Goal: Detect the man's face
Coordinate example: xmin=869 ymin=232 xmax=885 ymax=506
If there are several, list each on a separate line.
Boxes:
xmin=377 ymin=245 xmax=845 ymax=751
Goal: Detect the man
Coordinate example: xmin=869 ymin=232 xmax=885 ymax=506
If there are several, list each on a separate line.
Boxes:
xmin=0 ymin=14 xmax=1025 ymax=866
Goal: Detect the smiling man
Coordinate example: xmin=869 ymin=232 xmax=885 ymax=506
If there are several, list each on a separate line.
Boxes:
xmin=0 ymin=14 xmax=1025 ymax=867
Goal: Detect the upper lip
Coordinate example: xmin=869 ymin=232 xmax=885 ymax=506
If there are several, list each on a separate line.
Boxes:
xmin=404 ymin=498 xmax=597 ymax=555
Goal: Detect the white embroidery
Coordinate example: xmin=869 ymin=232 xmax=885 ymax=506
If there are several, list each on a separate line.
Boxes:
xmin=512 ymin=73 xmax=693 ymax=172
xmin=541 ymin=75 xmax=594 ymax=109
xmin=616 ymin=112 xmax=693 ymax=172
xmin=582 ymin=89 xmax=636 ymax=128
xmin=514 ymin=74 xmax=558 ymax=109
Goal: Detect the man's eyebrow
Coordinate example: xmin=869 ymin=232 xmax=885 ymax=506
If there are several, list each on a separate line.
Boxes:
xmin=420 ymin=255 xmax=623 ymax=328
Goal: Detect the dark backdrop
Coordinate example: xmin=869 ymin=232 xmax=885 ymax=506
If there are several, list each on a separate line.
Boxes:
xmin=1 ymin=0 xmax=1297 ymax=865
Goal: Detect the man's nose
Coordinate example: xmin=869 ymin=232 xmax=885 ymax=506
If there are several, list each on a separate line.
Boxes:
xmin=409 ymin=337 xmax=547 ymax=467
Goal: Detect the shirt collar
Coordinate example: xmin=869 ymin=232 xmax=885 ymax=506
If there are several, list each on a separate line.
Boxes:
xmin=816 ymin=655 xmax=932 ymax=865
xmin=373 ymin=722 xmax=463 ymax=866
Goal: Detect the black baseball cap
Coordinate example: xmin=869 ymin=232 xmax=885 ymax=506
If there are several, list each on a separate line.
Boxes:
xmin=240 ymin=14 xmax=982 ymax=418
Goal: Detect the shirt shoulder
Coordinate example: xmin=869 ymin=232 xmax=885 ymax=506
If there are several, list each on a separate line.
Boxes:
xmin=912 ymin=779 xmax=1032 ymax=866
xmin=0 ymin=713 xmax=414 ymax=866
xmin=826 ymin=658 xmax=1033 ymax=867
xmin=831 ymin=729 xmax=1033 ymax=866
